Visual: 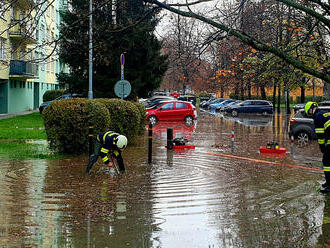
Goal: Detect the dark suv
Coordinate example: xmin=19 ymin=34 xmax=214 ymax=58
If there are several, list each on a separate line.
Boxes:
xmin=224 ymin=100 xmax=273 ymax=116
xmin=289 ymin=106 xmax=330 ymax=145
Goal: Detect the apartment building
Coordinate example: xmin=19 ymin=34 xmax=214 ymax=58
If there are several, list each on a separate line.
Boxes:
xmin=0 ymin=0 xmax=67 ymax=114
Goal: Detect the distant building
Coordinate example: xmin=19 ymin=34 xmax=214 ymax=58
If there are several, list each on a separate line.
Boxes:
xmin=0 ymin=0 xmax=68 ymax=114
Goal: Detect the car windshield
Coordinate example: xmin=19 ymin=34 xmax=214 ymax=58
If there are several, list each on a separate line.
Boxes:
xmin=227 ymin=101 xmax=237 ymax=106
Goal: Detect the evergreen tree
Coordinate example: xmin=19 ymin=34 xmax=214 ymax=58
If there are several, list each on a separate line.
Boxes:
xmin=58 ymin=0 xmax=168 ymax=98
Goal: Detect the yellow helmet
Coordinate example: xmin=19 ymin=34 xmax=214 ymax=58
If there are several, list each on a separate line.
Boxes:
xmin=304 ymin=101 xmax=318 ymax=117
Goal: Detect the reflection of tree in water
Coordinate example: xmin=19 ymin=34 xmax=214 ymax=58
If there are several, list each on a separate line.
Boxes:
xmin=40 ymin=141 xmax=155 ymax=247
xmin=210 ymin=164 xmax=323 ymax=247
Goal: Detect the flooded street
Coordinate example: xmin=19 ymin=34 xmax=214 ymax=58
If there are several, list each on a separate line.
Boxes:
xmin=1 ymin=110 xmax=330 ymax=247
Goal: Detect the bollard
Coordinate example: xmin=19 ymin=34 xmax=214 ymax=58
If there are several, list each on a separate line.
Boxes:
xmin=231 ymin=130 xmax=235 ymax=153
xmin=167 ymin=128 xmax=173 ymax=150
xmin=88 ymin=126 xmax=94 ymax=157
xmin=291 ymin=135 xmax=294 ymax=157
xmin=148 ymin=122 xmax=153 ymax=164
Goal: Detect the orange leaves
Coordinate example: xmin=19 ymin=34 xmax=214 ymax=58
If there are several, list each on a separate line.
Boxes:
xmin=216 ymin=69 xmax=234 ymax=78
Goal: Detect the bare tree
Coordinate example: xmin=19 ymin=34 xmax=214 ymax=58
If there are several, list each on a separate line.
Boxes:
xmin=143 ymin=0 xmax=330 ymax=84
xmin=161 ymin=13 xmax=213 ymax=94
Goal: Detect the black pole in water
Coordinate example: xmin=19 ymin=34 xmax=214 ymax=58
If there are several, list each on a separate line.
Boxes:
xmin=88 ymin=126 xmax=94 ymax=157
xmin=148 ymin=122 xmax=153 ymax=164
xmin=167 ymin=128 xmax=173 ymax=150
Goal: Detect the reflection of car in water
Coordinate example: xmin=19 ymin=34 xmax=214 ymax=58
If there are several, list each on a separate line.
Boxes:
xmin=225 ymin=115 xmax=273 ymax=127
xmin=148 ymin=120 xmax=197 ymax=140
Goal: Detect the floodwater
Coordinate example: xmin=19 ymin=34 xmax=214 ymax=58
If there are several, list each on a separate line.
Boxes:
xmin=1 ymin=110 xmax=330 ymax=247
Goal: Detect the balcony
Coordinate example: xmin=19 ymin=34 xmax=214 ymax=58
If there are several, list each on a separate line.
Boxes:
xmin=9 ymin=60 xmax=38 ymax=79
xmin=9 ymin=21 xmax=37 ymax=44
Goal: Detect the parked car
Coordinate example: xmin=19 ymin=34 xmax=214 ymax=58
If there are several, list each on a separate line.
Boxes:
xmin=293 ymin=100 xmax=330 ymax=113
xmin=209 ymin=99 xmax=236 ymax=111
xmin=220 ymin=100 xmax=242 ymax=112
xmin=39 ymin=93 xmax=84 ymax=114
xmin=293 ymin=103 xmax=306 ymax=113
xmin=143 ymin=96 xmax=176 ymax=108
xmin=200 ymin=98 xmax=217 ymax=108
xmin=224 ymin=100 xmax=273 ymax=116
xmin=203 ymin=98 xmax=225 ymax=110
xmin=178 ymin=95 xmax=197 ymax=106
xmin=289 ymin=106 xmax=330 ymax=145
xmin=146 ymin=100 xmax=197 ymax=126
xmin=170 ymin=92 xmax=181 ymax=98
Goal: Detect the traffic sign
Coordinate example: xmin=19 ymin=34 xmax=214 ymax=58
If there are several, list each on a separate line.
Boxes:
xmin=114 ymin=80 xmax=131 ymax=99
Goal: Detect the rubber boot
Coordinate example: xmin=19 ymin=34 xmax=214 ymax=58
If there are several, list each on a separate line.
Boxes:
xmin=86 ymin=162 xmax=94 ymax=174
xmin=321 ymin=171 xmax=330 ymax=193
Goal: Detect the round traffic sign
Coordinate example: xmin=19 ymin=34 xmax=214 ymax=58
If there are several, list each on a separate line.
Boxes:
xmin=114 ymin=80 xmax=131 ymax=99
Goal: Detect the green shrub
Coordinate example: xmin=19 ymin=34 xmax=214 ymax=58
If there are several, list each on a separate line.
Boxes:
xmin=296 ymin=96 xmax=327 ymax=103
xmin=43 ymin=98 xmax=110 ymax=154
xmin=95 ymin=99 xmax=141 ymax=141
xmin=132 ymin=102 xmax=146 ymax=135
xmin=198 ymin=92 xmax=212 ymax=98
xmin=43 ymin=89 xmax=66 ymax=102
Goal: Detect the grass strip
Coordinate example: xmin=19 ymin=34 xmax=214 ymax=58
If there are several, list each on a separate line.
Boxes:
xmin=0 ymin=112 xmax=69 ymax=160
xmin=0 ymin=142 xmax=66 ymax=159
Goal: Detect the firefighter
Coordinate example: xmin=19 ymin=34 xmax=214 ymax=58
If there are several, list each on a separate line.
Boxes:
xmin=305 ymin=101 xmax=330 ymax=193
xmin=86 ymin=131 xmax=127 ymax=174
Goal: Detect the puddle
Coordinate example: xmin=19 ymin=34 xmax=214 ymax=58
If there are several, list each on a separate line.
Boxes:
xmin=0 ymin=111 xmax=328 ymax=247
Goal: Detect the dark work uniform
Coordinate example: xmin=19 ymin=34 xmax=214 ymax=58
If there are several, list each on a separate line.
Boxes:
xmin=313 ymin=109 xmax=330 ymax=187
xmin=86 ymin=131 xmax=125 ymax=173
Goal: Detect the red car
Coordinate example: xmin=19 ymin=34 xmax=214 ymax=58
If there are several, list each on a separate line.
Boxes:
xmin=170 ymin=92 xmax=180 ymax=98
xmin=146 ymin=100 xmax=197 ymax=125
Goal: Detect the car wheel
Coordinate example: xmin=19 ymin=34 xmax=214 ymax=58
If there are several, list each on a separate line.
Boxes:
xmin=185 ymin=115 xmax=193 ymax=126
xmin=231 ymin=110 xmax=238 ymax=117
xmin=296 ymin=131 xmax=310 ymax=147
xmin=148 ymin=115 xmax=158 ymax=126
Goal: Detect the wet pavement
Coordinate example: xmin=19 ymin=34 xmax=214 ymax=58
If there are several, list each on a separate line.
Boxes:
xmin=1 ymin=110 xmax=330 ymax=247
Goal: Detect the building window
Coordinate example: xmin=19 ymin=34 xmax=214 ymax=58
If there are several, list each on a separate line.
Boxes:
xmin=0 ymin=38 xmax=6 ymax=61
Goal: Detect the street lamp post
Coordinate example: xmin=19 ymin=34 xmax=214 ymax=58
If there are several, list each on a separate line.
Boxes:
xmin=88 ymin=0 xmax=93 ymax=99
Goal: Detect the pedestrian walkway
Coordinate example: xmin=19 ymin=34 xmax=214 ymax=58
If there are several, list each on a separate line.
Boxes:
xmin=0 ymin=110 xmax=38 ymax=120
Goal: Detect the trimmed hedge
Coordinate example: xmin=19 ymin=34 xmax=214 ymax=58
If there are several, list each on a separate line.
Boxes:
xmin=43 ymin=89 xmax=66 ymax=102
xmin=132 ymin=101 xmax=146 ymax=135
xmin=95 ymin=99 xmax=142 ymax=140
xmin=42 ymin=98 xmax=146 ymax=154
xmin=43 ymin=98 xmax=110 ymax=154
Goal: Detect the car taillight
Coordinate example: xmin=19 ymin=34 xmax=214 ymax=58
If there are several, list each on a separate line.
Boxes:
xmin=289 ymin=119 xmax=296 ymax=125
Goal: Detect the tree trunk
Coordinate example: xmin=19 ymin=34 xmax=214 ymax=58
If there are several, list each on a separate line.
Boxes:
xmin=277 ymin=82 xmax=281 ymax=113
xmin=273 ymin=79 xmax=276 ymax=112
xmin=247 ymin=82 xmax=251 ymax=99
xmin=261 ymin=84 xmax=266 ymax=99
xmin=300 ymin=85 xmax=305 ymax=103
xmin=286 ymin=89 xmax=291 ymax=114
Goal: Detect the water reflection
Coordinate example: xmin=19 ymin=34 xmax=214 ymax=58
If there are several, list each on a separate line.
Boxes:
xmin=224 ymin=115 xmax=273 ymax=127
xmin=0 ymin=111 xmax=329 ymax=247
xmin=150 ymin=120 xmax=196 ymax=140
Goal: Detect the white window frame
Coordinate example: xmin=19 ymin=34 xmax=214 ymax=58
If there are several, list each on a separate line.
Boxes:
xmin=0 ymin=38 xmax=6 ymax=60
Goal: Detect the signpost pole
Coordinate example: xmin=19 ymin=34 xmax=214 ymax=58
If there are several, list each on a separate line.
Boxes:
xmin=120 ymin=54 xmax=125 ymax=99
xmin=114 ymin=54 xmax=131 ymax=99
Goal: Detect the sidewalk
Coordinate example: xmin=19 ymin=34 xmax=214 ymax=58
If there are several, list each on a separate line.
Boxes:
xmin=0 ymin=110 xmax=38 ymax=120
